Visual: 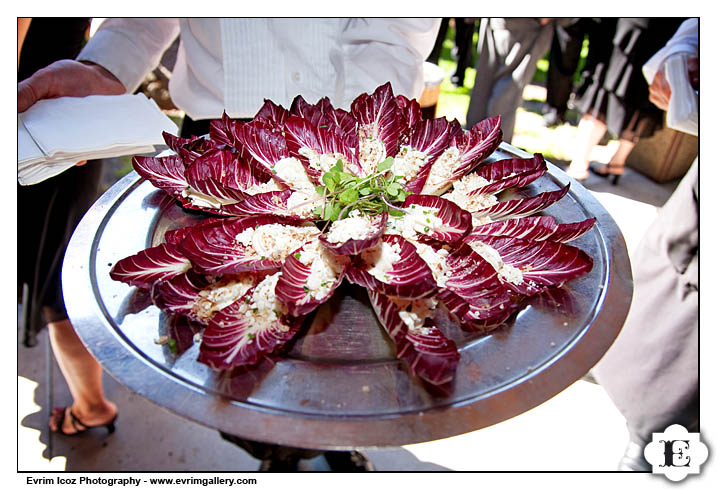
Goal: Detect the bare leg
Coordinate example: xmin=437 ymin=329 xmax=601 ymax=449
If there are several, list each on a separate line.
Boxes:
xmin=567 ymin=114 xmax=607 ymax=179
xmin=48 ymin=319 xmax=117 ymax=434
xmin=607 ymin=138 xmax=636 ymax=170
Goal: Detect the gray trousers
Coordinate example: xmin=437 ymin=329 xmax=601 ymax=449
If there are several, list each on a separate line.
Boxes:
xmin=592 ymin=160 xmax=699 ymax=445
xmin=466 ymin=18 xmax=554 ymax=142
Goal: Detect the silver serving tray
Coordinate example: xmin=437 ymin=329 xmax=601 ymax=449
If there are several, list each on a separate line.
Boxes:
xmin=63 ymin=143 xmax=632 ymax=449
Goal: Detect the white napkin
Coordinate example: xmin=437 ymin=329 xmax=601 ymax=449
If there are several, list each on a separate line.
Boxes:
xmin=664 ymin=53 xmax=698 ymax=136
xmin=18 ymin=94 xmax=178 ymax=185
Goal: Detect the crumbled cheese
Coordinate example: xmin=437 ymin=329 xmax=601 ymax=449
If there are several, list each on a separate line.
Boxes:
xmin=324 ymin=210 xmax=379 ymax=244
xmin=442 ymin=172 xmax=497 ymax=212
xmin=391 ymin=296 xmax=438 ymax=334
xmin=235 ymin=223 xmax=320 ymax=261
xmin=244 ymin=178 xmax=281 ymax=195
xmin=422 ymin=146 xmax=460 ymax=194
xmin=192 ymin=275 xmax=258 ymax=323
xmin=392 ymin=146 xmax=428 ymax=183
xmin=286 ymin=190 xmax=321 ymax=218
xmin=362 ymin=241 xmax=402 ymax=280
xmin=248 ymin=272 xmax=288 ymax=328
xmin=385 ymin=205 xmax=442 ymax=240
xmin=298 ymin=148 xmax=346 ymax=174
xmin=298 ymin=240 xmax=347 ymax=300
xmin=273 ymin=157 xmax=315 ymax=193
xmin=412 ymin=242 xmax=450 ymax=287
xmin=471 ymin=213 xmax=493 ymax=228
xmin=357 ymin=123 xmax=386 ymax=174
xmin=469 ymin=240 xmax=524 ymax=285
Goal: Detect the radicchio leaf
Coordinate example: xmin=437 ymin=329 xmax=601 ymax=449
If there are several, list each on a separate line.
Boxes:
xmin=132 ymin=155 xmax=188 ymax=198
xmin=367 ymin=290 xmax=459 ymax=385
xmin=222 ymin=189 xmax=318 ymax=220
xmin=477 ymin=185 xmax=571 ymax=222
xmin=150 ymin=270 xmax=215 ymax=322
xmin=351 ymin=82 xmax=404 ymax=173
xmin=178 ymin=216 xmax=307 ymax=275
xmin=316 ymin=97 xmax=358 ymax=148
xmin=198 ymin=289 xmax=304 ymax=370
xmin=421 ymin=115 xmax=503 ymax=195
xmin=283 ymin=115 xmax=361 ymax=180
xmin=319 ymin=212 xmax=387 ymax=255
xmin=254 ymin=99 xmax=291 ymax=128
xmin=274 ymin=240 xmax=348 ymax=316
xmin=395 ymin=95 xmax=422 ymax=130
xmin=400 ymin=118 xmax=462 ymax=194
xmin=468 ymin=153 xmax=547 ymax=196
xmin=232 ymin=119 xmax=291 ymax=176
xmin=400 ymin=194 xmax=472 ymax=243
xmin=346 ymin=234 xmax=437 ymax=299
xmin=467 ymin=216 xmax=597 ymax=243
xmin=110 ymin=243 xmax=191 ymax=289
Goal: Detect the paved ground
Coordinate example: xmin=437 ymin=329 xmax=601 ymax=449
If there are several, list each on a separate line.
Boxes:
xmin=16 ymin=85 xmax=686 ymax=477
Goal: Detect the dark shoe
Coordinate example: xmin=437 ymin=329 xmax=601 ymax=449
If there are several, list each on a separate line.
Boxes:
xmin=618 ymin=441 xmax=651 ymax=471
xmin=450 ymin=74 xmax=465 ymax=88
xmin=323 ymin=451 xmax=375 ymax=471
xmin=51 ymin=406 xmax=117 ymax=436
xmin=589 ymin=162 xmax=624 ymax=185
xmin=258 ymin=458 xmax=300 ymax=472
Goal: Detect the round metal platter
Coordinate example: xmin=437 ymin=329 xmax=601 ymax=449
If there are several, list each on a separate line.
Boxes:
xmin=63 ymin=143 xmax=632 ymax=449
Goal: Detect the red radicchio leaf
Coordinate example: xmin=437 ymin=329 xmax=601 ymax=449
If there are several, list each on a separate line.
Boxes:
xmin=319 ymin=212 xmax=388 ymax=256
xmin=178 ymin=216 xmax=302 ymax=275
xmin=283 ymin=115 xmax=361 ymax=180
xmin=316 ymin=97 xmax=358 ymax=148
xmin=467 ymin=216 xmax=597 ymax=243
xmin=421 ymin=116 xmax=502 ymax=195
xmin=402 ymin=118 xmax=462 ymax=194
xmin=466 ymin=235 xmax=594 ymax=294
xmin=367 ymin=290 xmax=459 ymax=385
xmin=477 ymin=185 xmax=571 ymax=221
xmin=401 ymin=194 xmax=472 ymax=243
xmin=150 ymin=270 xmax=215 ymax=322
xmin=395 ymin=95 xmax=422 ymax=130
xmin=346 ymin=234 xmax=437 ymax=299
xmin=274 ymin=241 xmax=348 ymax=317
xmin=110 ymin=243 xmax=192 ymax=289
xmin=232 ymin=119 xmax=291 ymax=174
xmin=351 ymin=82 xmax=404 ymax=173
xmin=132 ymin=155 xmax=188 ymax=198
xmin=290 ymin=95 xmax=328 ymax=128
xmin=442 ymin=243 xmax=520 ymax=325
xmin=468 ymin=153 xmax=547 ymax=196
xmin=161 ymin=131 xmax=215 ymax=163
xmin=222 ymin=189 xmax=317 ymax=220
xmin=254 ymin=99 xmax=291 ymax=128
xmin=197 ymin=291 xmax=303 ymax=370
xmin=164 ymin=217 xmax=226 ymax=245
xmin=209 ymin=112 xmax=238 ymax=148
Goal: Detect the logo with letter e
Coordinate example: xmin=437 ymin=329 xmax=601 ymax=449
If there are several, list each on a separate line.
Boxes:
xmin=644 ymin=424 xmax=709 ymax=481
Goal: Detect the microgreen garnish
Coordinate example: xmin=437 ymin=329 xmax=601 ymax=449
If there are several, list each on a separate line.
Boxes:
xmin=312 ymin=158 xmax=410 ymax=223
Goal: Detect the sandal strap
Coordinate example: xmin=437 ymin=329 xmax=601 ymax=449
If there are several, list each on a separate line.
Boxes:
xmin=68 ymin=408 xmax=89 ymax=431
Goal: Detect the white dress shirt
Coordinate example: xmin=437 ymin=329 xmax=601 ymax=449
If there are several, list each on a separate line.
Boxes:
xmin=78 ymin=18 xmax=440 ymax=120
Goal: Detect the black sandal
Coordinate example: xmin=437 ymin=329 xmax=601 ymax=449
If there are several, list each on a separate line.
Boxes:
xmin=589 ymin=163 xmax=624 ymax=185
xmin=51 ymin=406 xmax=117 ymax=436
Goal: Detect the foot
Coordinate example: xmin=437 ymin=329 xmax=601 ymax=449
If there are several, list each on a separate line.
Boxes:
xmin=618 ymin=441 xmax=651 ymax=471
xmin=323 ymin=451 xmax=376 ymax=471
xmin=565 ymin=162 xmax=589 ymax=181
xmin=589 ymin=162 xmax=624 ymax=176
xmin=49 ymin=402 xmax=118 ymax=435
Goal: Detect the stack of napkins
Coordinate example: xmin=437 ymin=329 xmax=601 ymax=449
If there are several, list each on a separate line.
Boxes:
xmin=18 ymin=94 xmax=178 ymax=185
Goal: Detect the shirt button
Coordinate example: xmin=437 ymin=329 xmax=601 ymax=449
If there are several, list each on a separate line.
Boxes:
xmin=291 ymin=72 xmax=301 ymax=82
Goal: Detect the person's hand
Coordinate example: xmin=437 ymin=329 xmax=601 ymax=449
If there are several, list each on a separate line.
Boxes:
xmin=18 ymin=59 xmax=126 ymax=113
xmin=649 ymin=56 xmax=699 ymax=111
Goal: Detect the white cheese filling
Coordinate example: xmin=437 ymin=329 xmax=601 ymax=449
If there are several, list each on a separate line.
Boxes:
xmin=247 ymin=272 xmax=289 ymax=330
xmin=412 ymin=242 xmax=451 ymax=288
xmin=357 ymin=123 xmax=386 ymax=174
xmin=235 ymin=223 xmax=320 ymax=261
xmin=272 ymin=156 xmax=316 ymax=193
xmin=468 ymin=240 xmax=524 ymax=285
xmin=422 ymin=146 xmax=460 ymax=194
xmin=361 ymin=241 xmax=402 ymax=281
xmin=391 ymin=296 xmax=439 ymax=334
xmin=324 ymin=210 xmax=379 ymax=244
xmin=391 ymin=146 xmax=428 ymax=184
xmin=192 ymin=275 xmax=257 ymax=324
xmin=298 ymin=148 xmax=345 ymax=175
xmin=385 ymin=204 xmax=443 ymax=240
xmin=244 ymin=178 xmax=281 ymax=195
xmin=296 ymin=240 xmax=347 ymax=300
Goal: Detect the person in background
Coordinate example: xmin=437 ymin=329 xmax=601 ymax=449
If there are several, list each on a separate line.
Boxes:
xmin=18 ymin=17 xmax=441 ymax=472
xmin=18 ymin=18 xmax=120 ymax=437
xmin=541 ymin=18 xmax=587 ymax=127
xmin=565 ymin=18 xmax=685 ymax=183
xmin=426 ymin=18 xmax=477 ymax=88
xmin=591 ymin=18 xmax=698 ymax=471
xmin=465 ymin=18 xmax=557 ymax=143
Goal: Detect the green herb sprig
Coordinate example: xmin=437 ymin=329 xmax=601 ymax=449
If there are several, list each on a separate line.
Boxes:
xmin=312 ymin=158 xmax=410 ymax=223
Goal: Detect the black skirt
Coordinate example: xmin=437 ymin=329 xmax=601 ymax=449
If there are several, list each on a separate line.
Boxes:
xmin=575 ymin=18 xmax=686 ymax=141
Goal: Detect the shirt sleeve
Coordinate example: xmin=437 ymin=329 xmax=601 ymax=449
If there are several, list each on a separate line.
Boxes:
xmin=77 ymin=18 xmax=181 ymax=93
xmin=340 ymin=18 xmax=441 ymax=101
xmin=643 ymin=18 xmax=698 ymax=84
